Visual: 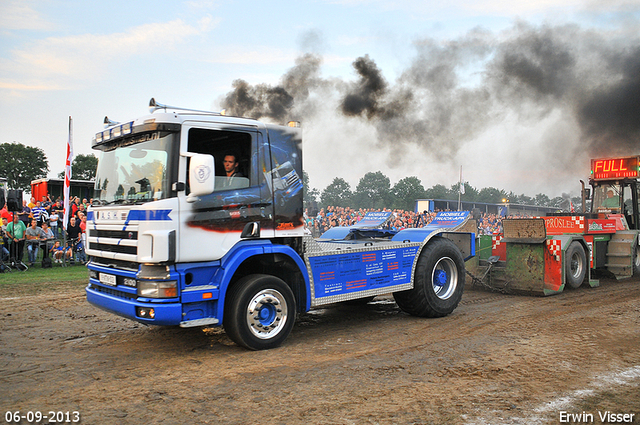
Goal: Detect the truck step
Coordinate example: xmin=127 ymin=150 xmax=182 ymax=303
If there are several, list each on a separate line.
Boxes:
xmin=605 ymin=263 xmax=631 ymax=269
xmin=607 ymin=240 xmax=633 ymax=245
xmin=609 ymin=232 xmax=636 ymax=243
xmin=606 ymin=256 xmax=632 ymax=265
xmin=605 ymin=267 xmax=632 ymax=278
xmin=605 ymin=244 xmax=632 ymax=275
xmin=606 ymin=270 xmax=632 ymax=278
xmin=606 ymin=242 xmax=632 ymax=256
xmin=180 ymin=318 xmax=220 ymax=328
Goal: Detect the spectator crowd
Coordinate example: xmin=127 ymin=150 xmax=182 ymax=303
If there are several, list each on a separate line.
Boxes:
xmin=1 ymin=196 xmax=516 ymax=270
xmin=304 ymin=206 xmax=507 ymax=238
xmin=1 ymin=195 xmax=90 ymax=269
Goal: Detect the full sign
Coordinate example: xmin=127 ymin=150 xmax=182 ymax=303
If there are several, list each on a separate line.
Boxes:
xmin=591 ymin=156 xmax=640 ymax=180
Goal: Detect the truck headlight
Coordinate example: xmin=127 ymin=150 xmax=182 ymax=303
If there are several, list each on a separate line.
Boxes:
xmin=137 ymin=281 xmax=178 ymax=298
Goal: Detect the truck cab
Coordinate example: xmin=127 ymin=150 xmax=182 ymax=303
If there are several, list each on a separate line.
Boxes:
xmin=589 ymin=156 xmax=640 ymax=230
xmin=87 ymin=102 xmax=305 ymax=330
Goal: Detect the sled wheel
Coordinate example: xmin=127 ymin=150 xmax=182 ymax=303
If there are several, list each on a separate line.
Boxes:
xmin=565 ymin=242 xmax=587 ymax=289
xmin=224 ymin=274 xmax=296 ymax=350
xmin=393 ymin=238 xmax=465 ymax=318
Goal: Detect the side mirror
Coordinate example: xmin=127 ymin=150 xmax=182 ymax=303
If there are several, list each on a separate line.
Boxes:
xmin=187 ymin=153 xmax=215 ymax=202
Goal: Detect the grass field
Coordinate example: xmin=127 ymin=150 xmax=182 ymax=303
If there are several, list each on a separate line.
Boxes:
xmin=0 ymin=263 xmax=88 ymax=298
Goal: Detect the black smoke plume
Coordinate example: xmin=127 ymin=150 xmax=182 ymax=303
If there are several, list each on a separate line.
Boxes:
xmin=578 ymin=45 xmax=640 ymax=155
xmin=221 ymin=53 xmax=322 ymax=122
xmin=340 ymin=55 xmax=392 ymax=119
xmin=222 ymin=79 xmax=293 ymax=122
xmin=220 ymin=20 xmax=640 ymax=160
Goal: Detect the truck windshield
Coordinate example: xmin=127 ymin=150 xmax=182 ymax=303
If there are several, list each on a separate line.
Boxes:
xmin=94 ymin=132 xmax=175 ymax=204
xmin=593 ymin=184 xmax=621 ymax=212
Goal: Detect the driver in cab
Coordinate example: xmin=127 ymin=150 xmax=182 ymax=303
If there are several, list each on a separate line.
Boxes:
xmin=602 ymin=189 xmax=619 ymax=209
xmin=222 ymin=153 xmax=244 ymax=188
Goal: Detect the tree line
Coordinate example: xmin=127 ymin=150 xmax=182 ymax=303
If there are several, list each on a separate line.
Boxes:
xmin=1 ymin=141 xmax=578 ymax=210
xmin=304 ymin=171 xmax=580 ymax=212
xmin=0 ymin=142 xmax=97 ymax=191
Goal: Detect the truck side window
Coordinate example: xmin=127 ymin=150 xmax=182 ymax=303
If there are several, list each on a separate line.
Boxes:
xmin=187 ymin=128 xmax=252 ymax=192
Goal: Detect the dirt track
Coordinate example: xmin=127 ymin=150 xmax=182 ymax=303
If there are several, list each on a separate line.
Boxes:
xmin=1 ymin=275 xmax=639 ymax=425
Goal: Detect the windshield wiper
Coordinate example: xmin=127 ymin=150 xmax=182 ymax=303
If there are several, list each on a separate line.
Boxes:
xmin=101 ymin=197 xmax=154 ymax=206
xmin=104 ymin=199 xmax=133 ymax=206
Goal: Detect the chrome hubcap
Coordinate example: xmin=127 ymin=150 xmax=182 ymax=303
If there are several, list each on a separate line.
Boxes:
xmin=246 ymin=289 xmax=288 ymax=339
xmin=432 ymin=257 xmax=458 ymax=300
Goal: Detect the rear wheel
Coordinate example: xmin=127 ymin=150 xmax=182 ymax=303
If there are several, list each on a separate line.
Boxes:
xmin=565 ymin=242 xmax=587 ymax=289
xmin=393 ymin=238 xmax=465 ymax=317
xmin=224 ymin=274 xmax=296 ymax=350
xmin=633 ymin=243 xmax=640 ymax=276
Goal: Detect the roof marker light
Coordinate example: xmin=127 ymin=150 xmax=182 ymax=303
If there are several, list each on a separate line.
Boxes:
xmin=104 ymin=116 xmax=119 ymax=128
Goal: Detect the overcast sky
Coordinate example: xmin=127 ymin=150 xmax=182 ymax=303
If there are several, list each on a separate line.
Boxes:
xmin=1 ymin=0 xmax=639 ymax=198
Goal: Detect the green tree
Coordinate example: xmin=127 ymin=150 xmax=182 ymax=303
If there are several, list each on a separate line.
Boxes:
xmin=477 ymin=187 xmax=507 ymax=203
xmin=320 ymin=177 xmax=353 ymax=207
xmin=57 ymin=154 xmax=98 ymax=181
xmin=303 ymin=171 xmax=320 ymax=209
xmin=534 ymin=193 xmax=551 ymax=206
xmin=392 ymin=176 xmax=425 ymax=210
xmin=550 ymin=196 xmax=565 ymax=208
xmin=424 ymin=184 xmax=453 ymax=200
xmin=505 ymin=192 xmax=517 ymax=203
xmin=571 ymin=196 xmax=583 ymax=212
xmin=353 ymin=171 xmax=391 ymax=209
xmin=515 ymin=193 xmax=534 ymax=205
xmin=450 ymin=182 xmax=478 ymax=201
xmin=0 ymin=142 xmax=49 ymax=191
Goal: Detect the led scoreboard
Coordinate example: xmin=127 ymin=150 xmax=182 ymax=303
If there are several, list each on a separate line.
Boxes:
xmin=591 ymin=156 xmax=640 ymax=180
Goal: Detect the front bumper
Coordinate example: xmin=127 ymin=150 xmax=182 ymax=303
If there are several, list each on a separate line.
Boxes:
xmin=86 ymin=283 xmax=183 ymax=326
xmin=86 ymin=260 xmax=224 ymax=327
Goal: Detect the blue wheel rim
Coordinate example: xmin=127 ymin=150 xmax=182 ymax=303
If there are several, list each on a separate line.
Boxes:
xmin=258 ymin=303 xmax=277 ymax=326
xmin=431 ymin=257 xmax=458 ymax=300
xmin=246 ymin=289 xmax=288 ymax=339
xmin=434 ymin=269 xmax=448 ymax=287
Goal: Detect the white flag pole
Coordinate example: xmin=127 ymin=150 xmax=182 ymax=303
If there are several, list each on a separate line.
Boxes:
xmin=63 ymin=117 xmax=74 ymax=265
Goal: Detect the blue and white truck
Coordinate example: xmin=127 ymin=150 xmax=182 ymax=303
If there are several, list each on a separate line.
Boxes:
xmin=85 ymin=99 xmax=475 ymax=350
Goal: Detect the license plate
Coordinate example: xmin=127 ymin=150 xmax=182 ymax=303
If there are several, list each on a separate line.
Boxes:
xmin=99 ymin=273 xmax=117 ymax=286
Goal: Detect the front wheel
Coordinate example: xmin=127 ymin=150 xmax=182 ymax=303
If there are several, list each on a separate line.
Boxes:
xmin=565 ymin=242 xmax=587 ymax=289
xmin=393 ymin=237 xmax=465 ymax=318
xmin=224 ymin=274 xmax=296 ymax=350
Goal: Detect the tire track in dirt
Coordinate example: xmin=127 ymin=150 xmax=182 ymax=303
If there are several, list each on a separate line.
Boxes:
xmin=1 ymin=278 xmax=639 ymax=424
